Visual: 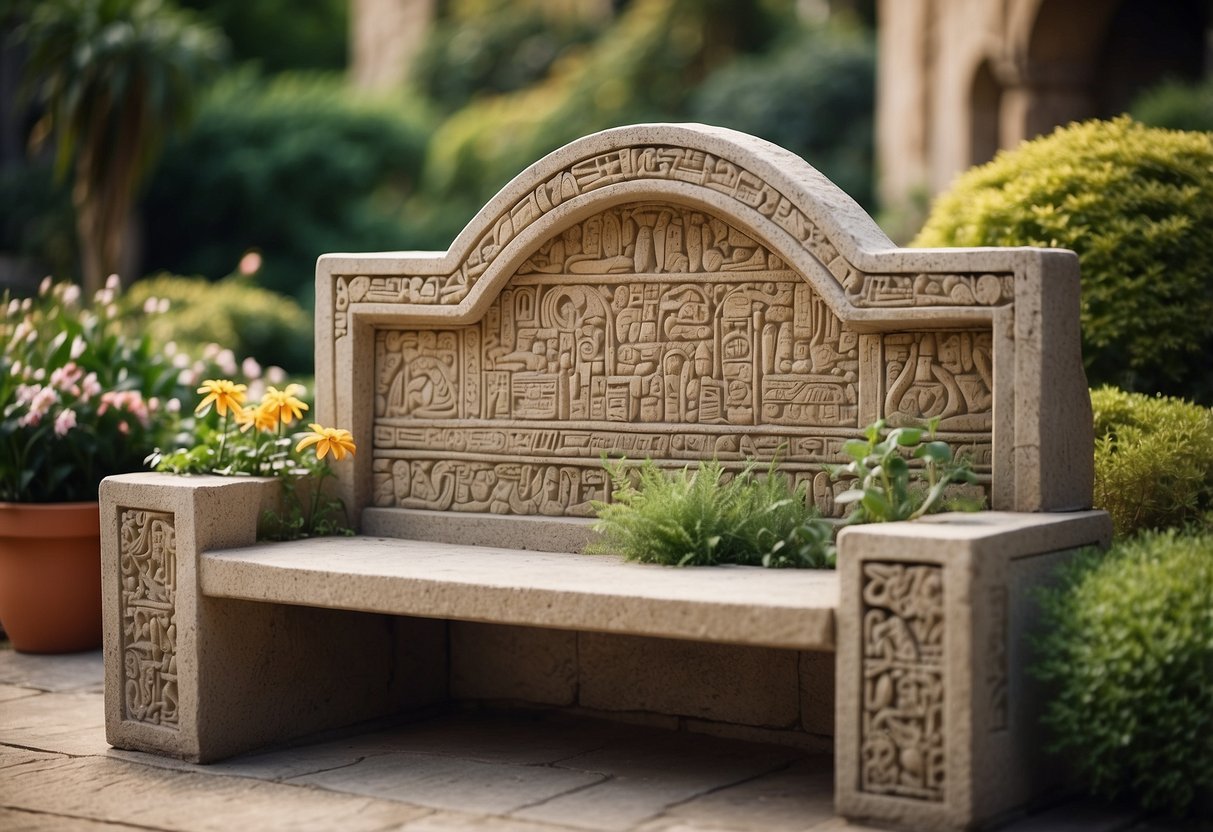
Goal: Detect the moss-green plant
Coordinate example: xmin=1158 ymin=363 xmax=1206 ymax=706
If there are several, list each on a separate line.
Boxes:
xmin=1033 ymin=531 xmax=1213 ymax=815
xmin=122 ymin=272 xmax=312 ymax=373
xmin=914 ymin=117 xmax=1213 ymax=404
xmin=1091 ymin=386 xmax=1213 ymax=537
xmin=829 ymin=418 xmax=980 ymax=523
xmin=590 ymin=458 xmax=834 ymax=569
xmin=1132 ymin=76 xmax=1213 ymax=133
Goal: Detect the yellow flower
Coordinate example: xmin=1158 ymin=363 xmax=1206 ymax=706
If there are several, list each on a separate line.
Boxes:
xmin=295 ymin=423 xmax=357 ymax=461
xmin=234 ymin=402 xmax=278 ymax=433
xmin=260 ymin=384 xmax=309 ymax=427
xmin=195 ymin=379 xmax=247 ymax=417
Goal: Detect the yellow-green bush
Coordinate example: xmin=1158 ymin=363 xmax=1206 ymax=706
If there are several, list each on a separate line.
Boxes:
xmin=914 ymin=118 xmax=1213 ymax=404
xmin=1033 ymin=531 xmax=1213 ymax=815
xmin=124 ymin=273 xmax=312 ymax=373
xmin=1091 ymin=387 xmax=1213 ymax=537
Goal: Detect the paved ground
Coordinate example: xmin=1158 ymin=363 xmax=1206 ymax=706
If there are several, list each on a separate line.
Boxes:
xmin=0 ymin=645 xmax=1204 ymax=832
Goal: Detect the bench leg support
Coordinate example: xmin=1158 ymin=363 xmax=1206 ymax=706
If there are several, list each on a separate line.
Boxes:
xmin=835 ymin=510 xmax=1112 ymax=831
xmin=100 ymin=473 xmax=446 ymax=763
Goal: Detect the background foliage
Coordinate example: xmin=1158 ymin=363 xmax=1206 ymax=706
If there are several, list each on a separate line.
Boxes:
xmin=914 ymin=118 xmax=1213 ymax=404
xmin=1034 ymin=531 xmax=1213 ymax=815
xmin=1090 ymin=386 xmax=1213 ymax=537
xmin=140 ymin=72 xmax=431 ymax=303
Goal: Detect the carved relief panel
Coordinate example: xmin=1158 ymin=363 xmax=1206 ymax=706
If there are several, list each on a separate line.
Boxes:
xmin=860 ymin=562 xmax=945 ymax=801
xmin=118 ymin=508 xmax=178 ymax=729
xmin=370 ymin=203 xmax=993 ymax=517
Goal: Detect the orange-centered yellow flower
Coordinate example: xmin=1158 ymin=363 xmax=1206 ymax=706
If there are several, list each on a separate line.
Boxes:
xmin=234 ymin=402 xmax=278 ymax=433
xmin=295 ymin=423 xmax=357 ymax=461
xmin=260 ymin=384 xmax=308 ymax=426
xmin=195 ymin=379 xmax=247 ymax=417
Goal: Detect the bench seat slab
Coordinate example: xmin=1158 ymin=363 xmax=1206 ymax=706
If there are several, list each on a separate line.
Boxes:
xmin=201 ymin=536 xmax=838 ymax=651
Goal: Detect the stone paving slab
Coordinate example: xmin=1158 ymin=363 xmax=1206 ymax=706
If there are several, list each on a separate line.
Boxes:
xmin=0 ymin=745 xmax=432 ymax=832
xmin=289 ymin=750 xmax=605 ymax=815
xmin=0 ymin=650 xmax=103 ymax=693
xmin=0 ymin=647 xmax=1173 ymax=832
xmin=0 ymin=689 xmax=108 ymax=757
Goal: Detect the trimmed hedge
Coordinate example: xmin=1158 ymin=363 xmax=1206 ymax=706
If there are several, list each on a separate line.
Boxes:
xmin=1091 ymin=386 xmax=1213 ymax=537
xmin=1034 ymin=530 xmax=1213 ymax=815
xmin=914 ymin=118 xmax=1213 ymax=404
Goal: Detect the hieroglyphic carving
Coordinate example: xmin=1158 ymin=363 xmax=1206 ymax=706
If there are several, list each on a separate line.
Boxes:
xmin=987 ymin=585 xmax=1009 ymax=732
xmin=860 ymin=562 xmax=945 ymax=802
xmin=330 ymin=144 xmax=1015 ymax=342
xmin=851 ymin=273 xmax=1014 ymax=308
xmin=884 ymin=332 xmax=993 ymax=430
xmin=367 ymin=203 xmax=995 ymax=517
xmin=370 ymin=204 xmax=875 ymax=515
xmin=118 ymin=509 xmax=178 ymax=728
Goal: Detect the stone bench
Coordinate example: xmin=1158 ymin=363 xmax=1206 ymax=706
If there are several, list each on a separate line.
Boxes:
xmin=101 ymin=124 xmax=1111 ymax=831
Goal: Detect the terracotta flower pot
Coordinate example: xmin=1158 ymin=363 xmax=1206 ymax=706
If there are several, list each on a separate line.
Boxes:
xmin=0 ymin=501 xmax=102 ymax=653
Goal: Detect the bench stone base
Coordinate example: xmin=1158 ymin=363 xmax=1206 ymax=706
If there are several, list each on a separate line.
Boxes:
xmin=101 ymin=473 xmax=1110 ymax=831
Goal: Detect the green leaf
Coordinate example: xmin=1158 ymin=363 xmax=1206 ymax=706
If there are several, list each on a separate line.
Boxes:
xmin=915 ymin=441 xmax=952 ymax=464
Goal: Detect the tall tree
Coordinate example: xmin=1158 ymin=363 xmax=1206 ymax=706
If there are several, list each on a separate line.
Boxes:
xmin=19 ymin=0 xmax=225 ymax=294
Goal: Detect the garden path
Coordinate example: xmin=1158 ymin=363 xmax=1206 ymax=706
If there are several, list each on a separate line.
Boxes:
xmin=0 ymin=646 xmax=1195 ymax=832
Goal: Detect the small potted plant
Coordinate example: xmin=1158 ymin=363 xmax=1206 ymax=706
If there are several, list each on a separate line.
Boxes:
xmin=0 ymin=277 xmax=185 ymax=652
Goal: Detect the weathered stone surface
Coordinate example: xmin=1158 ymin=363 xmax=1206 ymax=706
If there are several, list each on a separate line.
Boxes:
xmin=451 ymin=623 xmax=578 ymax=706
xmin=0 ymin=648 xmax=103 ymax=693
xmin=0 ymin=806 xmax=150 ymax=831
xmin=200 ymin=538 xmax=838 ymax=650
xmin=662 ymin=757 xmax=835 ymax=831
xmin=578 ymin=634 xmax=800 ymax=728
xmin=0 ymin=749 xmax=430 ymax=831
xmin=798 ymin=650 xmax=835 ymax=737
xmin=398 ymin=811 xmax=585 ymax=832
xmin=0 ymin=690 xmax=108 ymax=757
xmin=0 ymin=684 xmax=42 ymax=703
xmin=518 ymin=732 xmax=801 ymax=831
xmin=834 ymin=510 xmax=1113 ymax=832
xmin=290 ymin=751 xmax=603 ymax=815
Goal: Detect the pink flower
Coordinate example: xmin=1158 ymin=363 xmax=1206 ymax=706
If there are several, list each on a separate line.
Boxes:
xmin=80 ymin=372 xmax=102 ymax=401
xmin=50 ymin=362 xmax=83 ymax=391
xmin=238 ymin=251 xmax=262 ymax=276
xmin=241 ymin=357 xmax=262 ymax=380
xmin=54 ymin=409 xmax=77 ymax=436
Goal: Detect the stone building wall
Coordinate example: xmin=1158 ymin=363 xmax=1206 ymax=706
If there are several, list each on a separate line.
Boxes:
xmin=877 ymin=0 xmax=1211 ymax=212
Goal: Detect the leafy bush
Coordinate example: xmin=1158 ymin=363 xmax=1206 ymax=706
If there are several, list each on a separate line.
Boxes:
xmin=179 ymin=0 xmax=347 ymax=74
xmin=1034 ymin=531 xmax=1213 ymax=815
xmin=410 ymin=1 xmax=597 ymax=113
xmin=122 ymin=272 xmax=312 ymax=374
xmin=914 ymin=118 xmax=1213 ymax=404
xmin=1091 ymin=386 xmax=1213 ymax=537
xmin=141 ymin=72 xmax=432 ymax=302
xmin=590 ymin=458 xmax=834 ymax=569
xmin=689 ymin=21 xmax=875 ymax=208
xmin=0 ymin=160 xmax=77 ymax=281
xmin=1132 ymin=76 xmax=1213 ymax=133
xmin=413 ymin=0 xmax=792 ymax=244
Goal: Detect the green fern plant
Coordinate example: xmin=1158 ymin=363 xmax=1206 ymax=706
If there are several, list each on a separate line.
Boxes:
xmin=590 ymin=457 xmax=834 ymax=569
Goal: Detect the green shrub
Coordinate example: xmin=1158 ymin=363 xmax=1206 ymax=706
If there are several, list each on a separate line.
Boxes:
xmin=590 ymin=458 xmax=834 ymax=569
xmin=141 ymin=72 xmax=432 ymax=302
xmin=123 ymin=273 xmax=313 ymax=373
xmin=0 ymin=160 xmax=76 ymax=281
xmin=1091 ymin=386 xmax=1213 ymax=537
xmin=1033 ymin=531 xmax=1213 ymax=815
xmin=1132 ymin=76 xmax=1213 ymax=133
xmin=410 ymin=1 xmax=597 ymax=113
xmin=689 ymin=21 xmax=875 ymax=208
xmin=914 ymin=118 xmax=1213 ymax=404
xmin=179 ymin=0 xmax=347 ymax=74
xmin=413 ymin=0 xmax=792 ymax=244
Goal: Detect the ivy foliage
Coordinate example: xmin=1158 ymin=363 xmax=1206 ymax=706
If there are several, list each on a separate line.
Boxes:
xmin=914 ymin=118 xmax=1213 ymax=404
xmin=1033 ymin=531 xmax=1213 ymax=815
xmin=1091 ymin=386 xmax=1213 ymax=537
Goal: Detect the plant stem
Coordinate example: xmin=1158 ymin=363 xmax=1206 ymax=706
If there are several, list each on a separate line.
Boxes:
xmin=217 ymin=411 xmax=229 ymax=468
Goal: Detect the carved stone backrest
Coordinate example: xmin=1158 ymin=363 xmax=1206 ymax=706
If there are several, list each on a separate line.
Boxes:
xmin=315 ymin=124 xmax=1093 ymax=532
